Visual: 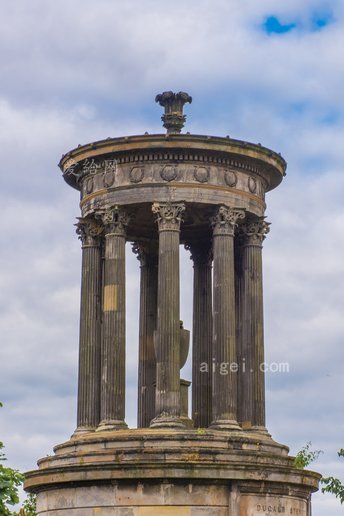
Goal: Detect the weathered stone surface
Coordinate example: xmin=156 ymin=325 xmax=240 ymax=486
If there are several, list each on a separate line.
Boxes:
xmin=97 ymin=206 xmax=129 ymax=431
xmin=26 ymin=94 xmax=320 ymax=515
xmin=237 ymin=217 xmax=270 ymax=432
xmin=150 ymin=202 xmax=185 ymax=428
xmin=74 ymin=216 xmax=103 ymax=432
xmin=210 ymin=206 xmax=244 ymax=430
xmin=186 ymin=242 xmax=213 ymax=428
xmin=132 ymin=242 xmax=158 ymax=428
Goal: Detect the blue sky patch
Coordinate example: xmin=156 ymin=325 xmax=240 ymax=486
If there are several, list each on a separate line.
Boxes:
xmin=263 ymin=16 xmax=297 ymax=35
xmin=262 ymin=10 xmax=334 ymax=35
xmin=311 ymin=11 xmax=334 ymax=30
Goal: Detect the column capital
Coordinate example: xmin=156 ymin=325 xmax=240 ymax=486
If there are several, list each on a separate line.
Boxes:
xmin=240 ymin=218 xmax=270 ymax=246
xmin=152 ymin=202 xmax=185 ymax=231
xmin=75 ymin=217 xmax=103 ymax=247
xmin=211 ymin=205 xmax=245 ymax=237
xmin=96 ymin=206 xmax=130 ymax=237
xmin=132 ymin=241 xmax=159 ymax=267
xmin=185 ymin=241 xmax=212 ymax=267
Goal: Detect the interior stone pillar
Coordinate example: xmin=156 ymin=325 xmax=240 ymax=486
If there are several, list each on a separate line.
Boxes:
xmin=186 ymin=242 xmax=213 ymax=429
xmin=150 ymin=202 xmax=185 ymax=428
xmin=210 ymin=205 xmax=245 ymax=430
xmin=239 ymin=217 xmax=270 ymax=433
xmin=74 ymin=217 xmax=103 ymax=434
xmin=97 ymin=206 xmax=129 ymax=431
xmin=234 ymin=234 xmax=244 ymax=427
xmin=132 ymin=242 xmax=158 ymax=428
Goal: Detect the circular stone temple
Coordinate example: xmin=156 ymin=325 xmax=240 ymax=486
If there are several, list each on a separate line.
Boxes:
xmin=25 ymin=92 xmax=320 ymax=515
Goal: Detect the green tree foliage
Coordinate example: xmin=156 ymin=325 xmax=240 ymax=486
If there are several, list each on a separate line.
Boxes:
xmin=295 ymin=442 xmax=344 ymax=505
xmin=321 ymin=449 xmax=344 ymax=504
xmin=293 ymin=441 xmax=323 ymax=469
xmin=0 ymin=440 xmax=24 ymax=515
xmin=0 ymin=402 xmax=36 ymax=515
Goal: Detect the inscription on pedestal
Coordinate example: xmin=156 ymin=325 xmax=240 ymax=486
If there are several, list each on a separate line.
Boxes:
xmin=240 ymin=496 xmax=307 ymax=516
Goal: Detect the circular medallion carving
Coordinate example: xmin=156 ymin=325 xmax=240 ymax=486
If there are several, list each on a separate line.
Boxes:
xmin=160 ymin=165 xmax=178 ymax=182
xmin=103 ymin=170 xmax=115 ymax=188
xmin=224 ymin=169 xmax=237 ymax=187
xmin=85 ymin=177 xmax=94 ymax=194
xmin=248 ymin=176 xmax=257 ymax=193
xmin=129 ymin=166 xmax=144 ymax=183
xmin=194 ymin=166 xmax=209 ymax=183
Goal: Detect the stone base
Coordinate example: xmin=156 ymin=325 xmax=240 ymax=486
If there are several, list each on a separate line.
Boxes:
xmin=25 ymin=429 xmax=320 ymax=515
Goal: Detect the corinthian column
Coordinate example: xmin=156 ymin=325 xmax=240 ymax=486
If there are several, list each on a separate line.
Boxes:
xmin=97 ymin=206 xmax=130 ymax=431
xmin=133 ymin=242 xmax=158 ymax=428
xmin=74 ymin=217 xmax=103 ymax=434
xmin=150 ymin=202 xmax=185 ymax=428
xmin=186 ymin=242 xmax=213 ymax=429
xmin=239 ymin=217 xmax=270 ymax=433
xmin=210 ymin=205 xmax=245 ymax=430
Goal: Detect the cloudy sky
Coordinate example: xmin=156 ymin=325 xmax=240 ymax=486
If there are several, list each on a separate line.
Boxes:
xmin=0 ymin=0 xmax=344 ymax=513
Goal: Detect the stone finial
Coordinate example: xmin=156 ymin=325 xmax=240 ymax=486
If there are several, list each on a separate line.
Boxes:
xmin=155 ymin=91 xmax=192 ymax=134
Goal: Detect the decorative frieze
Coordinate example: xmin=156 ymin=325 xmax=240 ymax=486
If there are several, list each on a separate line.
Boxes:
xmin=71 ymin=152 xmax=268 ymax=195
xmin=129 ymin=166 xmax=144 ymax=183
xmin=248 ymin=176 xmax=257 ymax=193
xmin=160 ymin=165 xmax=178 ymax=181
xmin=224 ymin=169 xmax=237 ymax=187
xmin=194 ymin=166 xmax=209 ymax=183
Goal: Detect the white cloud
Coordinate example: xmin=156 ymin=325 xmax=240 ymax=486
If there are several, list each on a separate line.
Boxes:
xmin=0 ymin=1 xmax=344 ymax=514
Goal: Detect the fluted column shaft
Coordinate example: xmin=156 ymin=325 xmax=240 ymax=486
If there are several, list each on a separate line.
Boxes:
xmin=187 ymin=243 xmax=213 ymax=428
xmin=75 ymin=218 xmax=103 ymax=433
xmin=235 ymin=237 xmax=244 ymax=426
xmin=210 ymin=205 xmax=244 ymax=430
xmin=151 ymin=202 xmax=185 ymax=428
xmin=133 ymin=242 xmax=158 ymax=428
xmin=240 ymin=218 xmax=270 ymax=432
xmin=97 ymin=207 xmax=129 ymax=431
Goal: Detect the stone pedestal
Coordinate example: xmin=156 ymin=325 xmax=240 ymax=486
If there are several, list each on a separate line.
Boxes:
xmin=25 ymin=429 xmax=319 ymax=516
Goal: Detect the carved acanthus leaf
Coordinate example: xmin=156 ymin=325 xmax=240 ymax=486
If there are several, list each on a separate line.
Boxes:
xmin=132 ymin=241 xmax=158 ymax=266
xmin=184 ymin=242 xmax=213 ymax=266
xmin=211 ymin=205 xmax=245 ymax=236
xmin=240 ymin=218 xmax=270 ymax=245
xmin=75 ymin=217 xmax=103 ymax=246
xmin=96 ymin=206 xmax=130 ymax=236
xmin=152 ymin=202 xmax=185 ymax=230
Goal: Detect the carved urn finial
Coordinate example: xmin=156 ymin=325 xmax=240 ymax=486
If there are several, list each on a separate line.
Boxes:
xmin=155 ymin=91 xmax=192 ymax=134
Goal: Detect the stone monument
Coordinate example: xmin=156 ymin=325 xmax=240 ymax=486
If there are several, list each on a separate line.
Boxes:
xmin=25 ymin=92 xmax=320 ymax=515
